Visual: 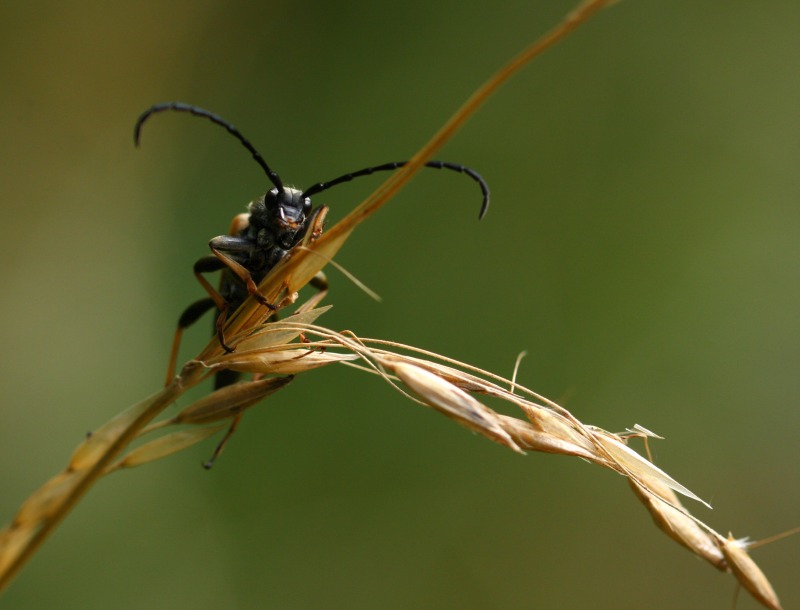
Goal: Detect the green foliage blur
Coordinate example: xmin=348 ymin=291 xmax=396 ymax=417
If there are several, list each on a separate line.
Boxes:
xmin=1 ymin=1 xmax=798 ymax=608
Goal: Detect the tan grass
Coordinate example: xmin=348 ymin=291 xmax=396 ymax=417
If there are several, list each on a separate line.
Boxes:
xmin=0 ymin=304 xmax=789 ymax=610
xmin=0 ymin=1 xmax=789 ymax=608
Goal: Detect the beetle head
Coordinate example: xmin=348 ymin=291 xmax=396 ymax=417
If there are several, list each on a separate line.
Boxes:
xmin=250 ymin=187 xmax=311 ymax=233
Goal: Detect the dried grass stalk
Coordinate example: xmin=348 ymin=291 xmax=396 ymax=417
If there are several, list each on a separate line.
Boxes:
xmin=0 ymin=2 xmax=788 ymax=608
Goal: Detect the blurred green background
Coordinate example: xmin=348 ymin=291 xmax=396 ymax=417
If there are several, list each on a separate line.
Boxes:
xmin=1 ymin=1 xmax=799 ymax=608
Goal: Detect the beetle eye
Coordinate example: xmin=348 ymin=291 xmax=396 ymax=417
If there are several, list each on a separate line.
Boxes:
xmin=303 ymin=197 xmax=312 ymax=215
xmin=264 ymin=187 xmax=281 ymax=209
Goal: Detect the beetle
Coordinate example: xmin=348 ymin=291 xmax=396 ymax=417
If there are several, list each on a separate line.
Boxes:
xmin=134 ymin=102 xmax=490 ymax=392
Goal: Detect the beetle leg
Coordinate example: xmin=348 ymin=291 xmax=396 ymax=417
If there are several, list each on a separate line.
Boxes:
xmin=202 ymin=412 xmax=244 ymax=469
xmin=209 ymin=237 xmax=280 ymax=311
xmin=166 ymin=254 xmax=239 ymax=385
xmin=306 ymin=206 xmax=328 ymax=243
xmin=192 ymin=254 xmax=230 ymax=311
xmin=165 ymin=297 xmax=216 ymax=385
xmin=193 ymin=254 xmax=238 ymax=353
xmin=213 ymin=302 xmax=235 ymax=353
xmin=196 ymin=238 xmax=279 ymax=358
xmin=166 ymin=254 xmax=230 ymax=385
xmin=214 ymin=368 xmax=242 ymax=390
xmin=294 ymin=207 xmax=330 ymax=317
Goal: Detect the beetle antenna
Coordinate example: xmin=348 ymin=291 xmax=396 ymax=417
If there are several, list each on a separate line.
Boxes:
xmin=133 ymin=102 xmax=284 ymax=192
xmin=302 ymin=160 xmax=490 ymax=219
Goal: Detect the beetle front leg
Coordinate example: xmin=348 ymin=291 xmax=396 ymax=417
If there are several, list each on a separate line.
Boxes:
xmin=209 ymin=235 xmax=280 ymax=311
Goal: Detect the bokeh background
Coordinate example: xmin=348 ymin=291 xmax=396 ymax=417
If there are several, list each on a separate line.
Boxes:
xmin=1 ymin=1 xmax=799 ymax=608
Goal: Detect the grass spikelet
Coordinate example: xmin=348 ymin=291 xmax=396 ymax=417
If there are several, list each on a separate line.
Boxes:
xmin=211 ymin=348 xmax=359 ymax=375
xmin=162 ymin=377 xmax=294 ymax=427
xmin=105 ymin=426 xmax=228 ymax=473
xmin=720 ymin=535 xmax=782 ymax=610
xmin=9 ymin=472 xmax=82 ymax=529
xmin=230 ymin=306 xmax=334 ymax=352
xmin=628 ymin=475 xmax=726 ymax=571
xmin=592 ymin=430 xmax=710 ymax=508
xmin=385 ymin=359 xmax=524 ymax=453
xmin=496 ymin=414 xmax=599 ymax=461
xmin=69 ymin=389 xmax=173 ymax=470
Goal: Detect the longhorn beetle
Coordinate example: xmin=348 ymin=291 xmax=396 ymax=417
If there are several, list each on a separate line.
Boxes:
xmin=134 ymin=102 xmax=490 ymax=463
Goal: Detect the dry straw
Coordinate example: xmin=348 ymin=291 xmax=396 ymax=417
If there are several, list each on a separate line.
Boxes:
xmin=0 ymin=2 xmax=789 ymax=608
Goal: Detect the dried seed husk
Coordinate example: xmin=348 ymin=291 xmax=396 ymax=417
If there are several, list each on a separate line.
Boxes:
xmin=593 ymin=432 xmax=710 ymax=508
xmin=170 ymin=377 xmax=293 ymax=426
xmin=517 ymin=402 xmax=599 ymax=458
xmin=232 ymin=306 xmax=333 ymax=352
xmin=218 ymin=349 xmax=358 ymax=375
xmin=0 ymin=527 xmax=36 ymax=575
xmin=11 ymin=471 xmax=82 ymax=527
xmin=70 ymin=390 xmax=167 ymax=470
xmin=628 ymin=476 xmax=726 ymax=571
xmin=107 ymin=425 xmax=227 ymax=473
xmin=498 ymin=414 xmax=598 ymax=461
xmin=386 ymin=360 xmax=523 ymax=453
xmin=719 ymin=534 xmax=782 ymax=610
